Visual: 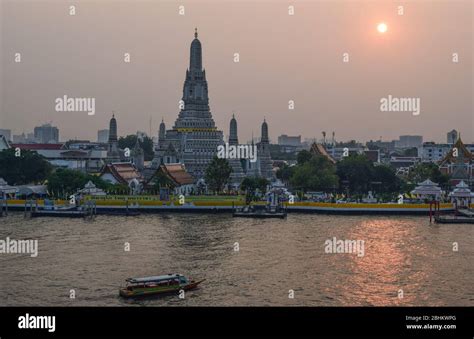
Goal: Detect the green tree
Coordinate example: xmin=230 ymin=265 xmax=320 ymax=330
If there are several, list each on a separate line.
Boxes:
xmin=372 ymin=165 xmax=401 ymax=194
xmin=151 ymin=171 xmax=176 ymax=190
xmin=290 ymin=155 xmax=338 ymax=192
xmin=204 ymin=156 xmax=232 ymax=194
xmin=240 ymin=176 xmax=269 ymax=204
xmin=296 ymin=150 xmax=312 ymax=164
xmin=276 ymin=163 xmax=294 ymax=184
xmin=0 ymin=149 xmax=52 ymax=185
xmin=336 ymin=154 xmax=374 ymax=194
xmin=407 ymin=163 xmax=449 ymax=188
xmin=47 ymin=168 xmax=109 ymax=197
xmin=118 ymin=135 xmax=155 ymax=161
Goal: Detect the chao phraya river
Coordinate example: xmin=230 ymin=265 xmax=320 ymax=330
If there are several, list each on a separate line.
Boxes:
xmin=0 ymin=213 xmax=472 ymax=306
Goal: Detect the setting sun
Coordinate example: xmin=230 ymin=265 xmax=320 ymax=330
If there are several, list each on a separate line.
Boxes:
xmin=377 ymin=22 xmax=388 ymax=33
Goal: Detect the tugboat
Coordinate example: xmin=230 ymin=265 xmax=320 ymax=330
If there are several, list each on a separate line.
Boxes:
xmin=119 ymin=273 xmax=204 ymax=298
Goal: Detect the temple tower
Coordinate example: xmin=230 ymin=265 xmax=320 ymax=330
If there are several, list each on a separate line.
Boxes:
xmin=228 ymin=114 xmax=245 ymax=186
xmin=160 ymin=29 xmax=224 ymax=179
xmin=257 ymin=118 xmax=274 ymax=180
xmin=107 ymin=113 xmax=120 ymax=162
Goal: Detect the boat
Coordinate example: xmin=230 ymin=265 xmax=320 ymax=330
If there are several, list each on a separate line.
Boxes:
xmin=119 ymin=273 xmax=204 ymax=298
xmin=232 ymin=204 xmax=287 ymax=219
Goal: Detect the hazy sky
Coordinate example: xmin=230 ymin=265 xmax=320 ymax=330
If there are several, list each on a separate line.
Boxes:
xmin=1 ymin=0 xmax=473 ymax=144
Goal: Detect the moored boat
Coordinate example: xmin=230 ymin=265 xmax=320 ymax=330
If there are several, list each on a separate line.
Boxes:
xmin=119 ymin=273 xmax=204 ymax=298
xmin=232 ymin=203 xmax=287 ymax=219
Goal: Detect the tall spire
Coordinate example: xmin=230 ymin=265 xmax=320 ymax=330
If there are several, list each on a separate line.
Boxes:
xmin=229 ymin=114 xmax=238 ymax=145
xmin=108 ymin=113 xmax=117 ymax=142
xmin=261 ymin=118 xmax=269 ymax=143
xmin=190 ymin=28 xmax=202 ymax=71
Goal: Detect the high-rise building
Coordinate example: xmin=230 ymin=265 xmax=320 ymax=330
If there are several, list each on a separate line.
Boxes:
xmin=395 ymin=135 xmax=423 ymax=148
xmin=278 ymin=135 xmax=301 ymax=147
xmin=34 ymin=124 xmax=59 ymax=143
xmin=154 ymin=29 xmax=224 ymax=179
xmin=97 ymin=129 xmax=109 ymax=143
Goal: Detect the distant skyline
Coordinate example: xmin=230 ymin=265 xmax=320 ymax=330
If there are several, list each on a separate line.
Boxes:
xmin=1 ymin=0 xmax=473 ymax=143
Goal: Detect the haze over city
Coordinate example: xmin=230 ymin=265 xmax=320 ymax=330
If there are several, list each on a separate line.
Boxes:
xmin=1 ymin=0 xmax=473 ymax=143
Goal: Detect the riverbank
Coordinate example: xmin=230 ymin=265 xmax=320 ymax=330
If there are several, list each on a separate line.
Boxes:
xmin=1 ymin=199 xmax=454 ymax=216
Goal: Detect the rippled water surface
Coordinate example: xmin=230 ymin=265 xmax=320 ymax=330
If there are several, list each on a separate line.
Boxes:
xmin=0 ymin=213 xmax=472 ymax=306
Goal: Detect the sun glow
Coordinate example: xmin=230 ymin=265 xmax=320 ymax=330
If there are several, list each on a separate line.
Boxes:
xmin=377 ymin=23 xmax=388 ymax=33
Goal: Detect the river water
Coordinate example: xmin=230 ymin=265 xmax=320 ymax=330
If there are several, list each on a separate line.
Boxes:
xmin=0 ymin=213 xmax=472 ymax=306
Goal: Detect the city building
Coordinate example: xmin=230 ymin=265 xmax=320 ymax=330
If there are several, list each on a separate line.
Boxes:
xmin=447 ymin=129 xmax=458 ymax=144
xmin=419 ymin=142 xmax=453 ymax=162
xmin=34 ymin=124 xmax=59 ymax=143
xmin=0 ymin=129 xmax=11 ymax=142
xmin=11 ymin=143 xmax=107 ymax=172
xmin=395 ymin=135 xmax=423 ymax=149
xmin=152 ymin=29 xmax=224 ymax=179
xmin=97 ymin=129 xmax=109 ymax=143
xmin=0 ymin=135 xmax=10 ymax=150
xmin=278 ymin=135 xmax=301 ymax=147
xmin=12 ymin=133 xmax=37 ymax=143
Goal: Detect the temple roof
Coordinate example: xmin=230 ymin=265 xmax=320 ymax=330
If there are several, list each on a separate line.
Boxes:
xmin=146 ymin=163 xmax=195 ymax=186
xmin=101 ymin=162 xmax=141 ymax=185
xmin=439 ymin=136 xmax=474 ymax=166
xmin=309 ymin=142 xmax=336 ymax=164
xmin=411 ymin=179 xmax=443 ymax=196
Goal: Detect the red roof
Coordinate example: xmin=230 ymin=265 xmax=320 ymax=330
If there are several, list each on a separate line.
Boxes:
xmin=101 ymin=162 xmax=142 ymax=184
xmin=11 ymin=143 xmax=64 ymax=150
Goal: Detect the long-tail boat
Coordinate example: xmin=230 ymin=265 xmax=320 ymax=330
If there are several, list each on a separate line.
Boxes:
xmin=119 ymin=273 xmax=204 ymax=298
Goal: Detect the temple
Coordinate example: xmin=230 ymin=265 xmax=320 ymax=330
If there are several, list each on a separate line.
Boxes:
xmin=153 ymin=29 xmax=224 ymax=179
xmin=439 ymin=135 xmax=474 ymax=187
xmin=107 ymin=114 xmax=120 ymax=162
xmin=226 ymin=115 xmax=275 ymax=184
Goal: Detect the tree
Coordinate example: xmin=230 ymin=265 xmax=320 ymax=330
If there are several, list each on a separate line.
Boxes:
xmin=290 ymin=155 xmax=338 ymax=192
xmin=118 ymin=135 xmax=155 ymax=161
xmin=0 ymin=149 xmax=52 ymax=185
xmin=240 ymin=176 xmax=269 ymax=204
xmin=407 ymin=163 xmax=449 ymax=188
xmin=296 ymin=150 xmax=312 ymax=164
xmin=47 ymin=168 xmax=110 ymax=197
xmin=151 ymin=171 xmax=176 ymax=190
xmin=336 ymin=154 xmax=374 ymax=194
xmin=372 ymin=165 xmax=401 ymax=194
xmin=276 ymin=163 xmax=294 ymax=185
xmin=204 ymin=156 xmax=232 ymax=193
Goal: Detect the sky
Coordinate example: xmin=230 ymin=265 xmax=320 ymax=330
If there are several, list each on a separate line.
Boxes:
xmin=0 ymin=0 xmax=473 ymax=144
